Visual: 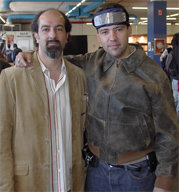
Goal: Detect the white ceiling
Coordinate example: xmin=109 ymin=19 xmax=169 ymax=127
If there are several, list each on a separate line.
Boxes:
xmin=0 ymin=0 xmax=178 ymax=26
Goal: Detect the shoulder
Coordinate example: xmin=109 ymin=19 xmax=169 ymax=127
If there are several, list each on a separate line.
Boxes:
xmin=1 ymin=65 xmax=22 ymax=79
xmin=133 ymin=48 xmax=168 ymax=82
xmin=64 ymin=58 xmax=84 ymax=73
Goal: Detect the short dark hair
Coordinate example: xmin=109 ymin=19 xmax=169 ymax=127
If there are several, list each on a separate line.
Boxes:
xmin=13 ymin=43 xmax=17 ymax=48
xmin=171 ymin=33 xmax=179 ymax=74
xmin=31 ymin=9 xmax=72 ymax=47
xmin=171 ymin=33 xmax=179 ymax=47
xmin=7 ymin=44 xmax=11 ymax=49
xmin=92 ymin=3 xmax=130 ymax=28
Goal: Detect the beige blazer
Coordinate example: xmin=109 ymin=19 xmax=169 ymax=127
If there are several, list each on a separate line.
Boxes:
xmin=0 ymin=52 xmax=87 ymax=192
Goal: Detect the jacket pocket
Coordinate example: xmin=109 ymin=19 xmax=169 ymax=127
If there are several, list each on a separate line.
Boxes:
xmin=14 ymin=164 xmax=29 ymax=176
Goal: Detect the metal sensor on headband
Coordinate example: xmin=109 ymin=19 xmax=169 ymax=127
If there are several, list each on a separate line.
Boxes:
xmin=92 ymin=8 xmax=128 ymax=29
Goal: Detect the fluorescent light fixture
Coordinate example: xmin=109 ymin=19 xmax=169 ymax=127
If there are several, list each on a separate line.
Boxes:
xmin=140 ymin=17 xmax=176 ymax=20
xmin=138 ymin=22 xmax=147 ymax=25
xmin=166 ymin=23 xmax=171 ymax=25
xmin=4 ymin=23 xmax=15 ymax=27
xmin=167 ymin=13 xmax=179 ymax=17
xmin=167 ymin=14 xmax=179 ymax=17
xmin=0 ymin=16 xmax=6 ymax=23
xmin=166 ymin=18 xmax=176 ymax=20
xmin=86 ymin=22 xmax=92 ymax=25
xmin=167 ymin=8 xmax=179 ymax=10
xmin=175 ymin=23 xmax=179 ymax=25
xmin=140 ymin=17 xmax=147 ymax=20
xmin=132 ymin=7 xmax=147 ymax=10
xmin=133 ymin=7 xmax=179 ymax=10
xmin=129 ymin=17 xmax=136 ymax=20
xmin=66 ymin=0 xmax=86 ymax=16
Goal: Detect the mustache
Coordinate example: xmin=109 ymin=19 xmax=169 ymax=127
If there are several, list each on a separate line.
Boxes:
xmin=46 ymin=40 xmax=60 ymax=46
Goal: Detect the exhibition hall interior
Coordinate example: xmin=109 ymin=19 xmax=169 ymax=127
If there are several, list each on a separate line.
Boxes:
xmin=0 ymin=0 xmax=178 ymax=56
xmin=0 ymin=1 xmax=178 ymax=192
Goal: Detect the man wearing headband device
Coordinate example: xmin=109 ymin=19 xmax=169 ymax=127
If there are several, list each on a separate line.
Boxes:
xmin=15 ymin=3 xmax=178 ymax=192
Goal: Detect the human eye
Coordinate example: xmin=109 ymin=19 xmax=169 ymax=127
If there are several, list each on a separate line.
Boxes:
xmin=100 ymin=29 xmax=108 ymax=35
xmin=56 ymin=26 xmax=63 ymax=32
xmin=41 ymin=27 xmax=49 ymax=32
xmin=116 ymin=27 xmax=122 ymax=32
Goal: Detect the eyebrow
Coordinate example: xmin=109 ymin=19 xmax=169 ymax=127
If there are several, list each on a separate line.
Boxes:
xmin=99 ymin=25 xmax=126 ymax=31
xmin=41 ymin=24 xmax=64 ymax=28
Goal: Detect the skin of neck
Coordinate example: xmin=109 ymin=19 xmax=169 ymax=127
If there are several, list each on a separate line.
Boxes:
xmin=116 ymin=44 xmax=131 ymax=62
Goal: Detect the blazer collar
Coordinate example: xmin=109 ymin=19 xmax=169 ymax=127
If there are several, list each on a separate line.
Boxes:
xmin=28 ymin=52 xmax=80 ymax=115
xmin=27 ymin=52 xmax=48 ymax=107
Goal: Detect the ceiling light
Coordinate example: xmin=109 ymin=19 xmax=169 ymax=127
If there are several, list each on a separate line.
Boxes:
xmin=167 ymin=8 xmax=179 ymax=10
xmin=129 ymin=17 xmax=136 ymax=20
xmin=140 ymin=17 xmax=147 ymax=20
xmin=66 ymin=0 xmax=86 ymax=16
xmin=166 ymin=18 xmax=176 ymax=20
xmin=0 ymin=16 xmax=6 ymax=23
xmin=168 ymin=13 xmax=179 ymax=17
xmin=4 ymin=23 xmax=15 ymax=27
xmin=167 ymin=13 xmax=179 ymax=17
xmin=175 ymin=23 xmax=179 ymax=25
xmin=138 ymin=22 xmax=147 ymax=25
xmin=133 ymin=7 xmax=179 ymax=10
xmin=166 ymin=23 xmax=171 ymax=25
xmin=132 ymin=7 xmax=147 ymax=10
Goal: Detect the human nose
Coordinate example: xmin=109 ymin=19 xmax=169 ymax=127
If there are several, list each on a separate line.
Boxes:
xmin=49 ymin=28 xmax=56 ymax=38
xmin=109 ymin=30 xmax=117 ymax=41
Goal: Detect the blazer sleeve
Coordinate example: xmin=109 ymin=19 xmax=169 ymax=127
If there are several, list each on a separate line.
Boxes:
xmin=0 ymin=70 xmax=15 ymax=191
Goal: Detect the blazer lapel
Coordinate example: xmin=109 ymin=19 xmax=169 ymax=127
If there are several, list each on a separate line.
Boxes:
xmin=27 ymin=52 xmax=48 ymax=108
xmin=64 ymin=59 xmax=77 ymax=112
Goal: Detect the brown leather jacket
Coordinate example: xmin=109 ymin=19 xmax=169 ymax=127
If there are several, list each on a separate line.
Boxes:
xmin=66 ymin=44 xmax=178 ymax=190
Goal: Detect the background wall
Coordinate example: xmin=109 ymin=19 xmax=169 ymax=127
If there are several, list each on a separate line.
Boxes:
xmin=0 ymin=23 xmax=178 ymax=53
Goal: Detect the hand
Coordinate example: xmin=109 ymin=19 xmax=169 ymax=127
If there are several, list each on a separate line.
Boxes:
xmin=15 ymin=51 xmax=34 ymax=67
xmin=153 ymin=187 xmax=171 ymax=192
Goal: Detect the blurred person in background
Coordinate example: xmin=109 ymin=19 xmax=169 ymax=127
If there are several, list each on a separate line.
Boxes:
xmin=5 ymin=44 xmax=13 ymax=63
xmin=0 ymin=49 xmax=11 ymax=73
xmin=11 ymin=43 xmax=22 ymax=63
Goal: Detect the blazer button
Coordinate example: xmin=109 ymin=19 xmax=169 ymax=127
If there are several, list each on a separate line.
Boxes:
xmin=44 ymin=163 xmax=50 ymax=169
xmin=44 ymin=139 xmax=49 ymax=144
xmin=44 ymin=114 xmax=49 ymax=120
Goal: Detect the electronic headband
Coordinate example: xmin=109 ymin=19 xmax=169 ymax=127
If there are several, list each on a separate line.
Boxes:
xmin=92 ymin=8 xmax=129 ymax=29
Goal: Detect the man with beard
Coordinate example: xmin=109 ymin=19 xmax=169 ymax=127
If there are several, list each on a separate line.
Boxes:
xmin=15 ymin=3 xmax=178 ymax=192
xmin=0 ymin=9 xmax=87 ymax=192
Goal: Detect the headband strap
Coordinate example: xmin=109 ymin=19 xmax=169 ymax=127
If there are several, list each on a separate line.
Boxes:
xmin=92 ymin=8 xmax=129 ymax=29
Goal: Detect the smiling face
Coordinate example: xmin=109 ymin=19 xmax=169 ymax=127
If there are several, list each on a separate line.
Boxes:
xmin=97 ymin=24 xmax=132 ymax=60
xmin=34 ymin=10 xmax=68 ymax=59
